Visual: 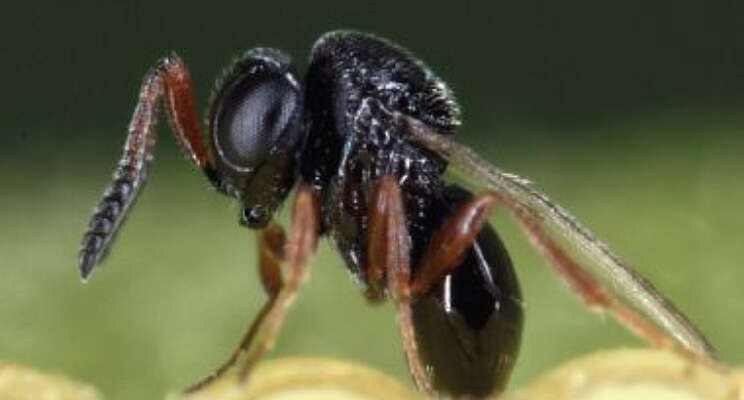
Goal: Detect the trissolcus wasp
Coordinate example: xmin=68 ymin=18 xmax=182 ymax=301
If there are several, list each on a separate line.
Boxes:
xmin=78 ymin=30 xmax=716 ymax=398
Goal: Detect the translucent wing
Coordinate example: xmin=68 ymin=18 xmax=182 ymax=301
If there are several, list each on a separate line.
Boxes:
xmin=401 ymin=115 xmax=717 ymax=360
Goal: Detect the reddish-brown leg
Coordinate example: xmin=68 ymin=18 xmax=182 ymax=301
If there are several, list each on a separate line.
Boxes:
xmin=496 ymin=192 xmax=679 ymax=351
xmin=416 ymin=187 xmax=678 ymax=352
xmin=186 ymin=184 xmax=318 ymax=392
xmin=257 ymin=223 xmax=286 ymax=298
xmin=365 ymin=177 xmax=399 ymax=295
xmin=186 ymin=223 xmax=285 ymax=392
xmin=157 ymin=55 xmax=210 ymax=169
xmin=366 ymin=176 xmax=433 ymax=395
xmin=235 ymin=184 xmax=319 ymax=378
xmin=405 ymin=185 xmax=680 ymax=357
xmin=398 ymin=106 xmax=715 ymax=360
xmin=410 ymin=192 xmax=497 ymax=296
xmin=79 ymin=54 xmax=210 ymax=278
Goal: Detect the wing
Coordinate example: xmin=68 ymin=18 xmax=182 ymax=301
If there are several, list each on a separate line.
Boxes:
xmin=401 ymin=115 xmax=717 ymax=361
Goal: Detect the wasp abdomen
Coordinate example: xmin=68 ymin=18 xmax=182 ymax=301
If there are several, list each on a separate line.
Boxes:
xmin=411 ymin=185 xmax=524 ymax=398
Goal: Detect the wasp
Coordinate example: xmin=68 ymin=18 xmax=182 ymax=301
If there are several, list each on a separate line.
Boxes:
xmin=78 ymin=30 xmax=716 ymax=398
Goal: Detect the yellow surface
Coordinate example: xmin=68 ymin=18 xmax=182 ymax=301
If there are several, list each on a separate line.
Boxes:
xmin=4 ymin=350 xmax=744 ymax=399
xmin=506 ymin=348 xmax=743 ymax=400
xmin=180 ymin=357 xmax=423 ymax=400
xmin=0 ymin=362 xmax=102 ymax=400
xmin=577 ymin=384 xmax=702 ymax=400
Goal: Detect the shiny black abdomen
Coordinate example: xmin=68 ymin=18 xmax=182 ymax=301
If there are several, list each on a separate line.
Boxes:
xmin=301 ymin=31 xmax=461 ymax=291
xmin=412 ymin=186 xmax=523 ymax=397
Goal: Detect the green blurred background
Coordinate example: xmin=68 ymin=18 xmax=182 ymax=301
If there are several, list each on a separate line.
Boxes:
xmin=1 ymin=1 xmax=742 ymax=399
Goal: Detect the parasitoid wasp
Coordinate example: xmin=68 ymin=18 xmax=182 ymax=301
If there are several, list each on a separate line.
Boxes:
xmin=77 ymin=30 xmax=717 ymax=398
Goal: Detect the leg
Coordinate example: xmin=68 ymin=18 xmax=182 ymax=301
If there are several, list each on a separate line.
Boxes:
xmin=415 ymin=187 xmax=678 ymax=351
xmin=257 ymin=223 xmax=286 ymax=298
xmin=398 ymin=107 xmax=715 ymax=359
xmin=410 ymin=192 xmax=497 ymax=296
xmin=186 ymin=184 xmax=319 ymax=392
xmin=366 ymin=176 xmax=433 ymax=395
xmin=236 ymin=183 xmax=318 ymax=378
xmin=78 ymin=54 xmax=210 ymax=279
xmin=504 ymin=198 xmax=678 ymax=350
xmin=186 ymin=223 xmax=285 ymax=392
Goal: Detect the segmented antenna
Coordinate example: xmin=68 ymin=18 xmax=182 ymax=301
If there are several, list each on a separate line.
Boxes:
xmin=78 ymin=70 xmax=161 ymax=279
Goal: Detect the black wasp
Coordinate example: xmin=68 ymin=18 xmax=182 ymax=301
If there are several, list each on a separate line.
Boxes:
xmin=78 ymin=30 xmax=716 ymax=398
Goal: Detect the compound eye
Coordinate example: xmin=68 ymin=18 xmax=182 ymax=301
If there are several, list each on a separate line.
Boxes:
xmin=213 ymin=71 xmax=299 ymax=171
